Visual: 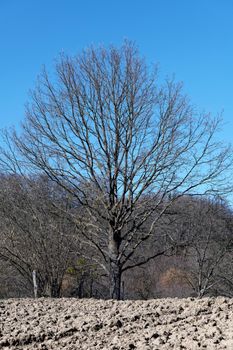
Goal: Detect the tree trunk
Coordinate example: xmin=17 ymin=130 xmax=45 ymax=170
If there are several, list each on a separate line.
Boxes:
xmin=77 ymin=277 xmax=84 ymax=298
xmin=109 ymin=232 xmax=122 ymax=300
xmin=109 ymin=259 xmax=122 ymax=299
xmin=32 ymin=270 xmax=38 ymax=298
xmin=50 ymin=278 xmax=61 ymax=297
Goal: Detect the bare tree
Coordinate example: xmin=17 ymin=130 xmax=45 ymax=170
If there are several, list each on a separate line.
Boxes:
xmin=0 ymin=174 xmax=79 ymax=297
xmin=5 ymin=42 xmax=232 ymax=299
xmin=165 ymin=197 xmax=233 ymax=297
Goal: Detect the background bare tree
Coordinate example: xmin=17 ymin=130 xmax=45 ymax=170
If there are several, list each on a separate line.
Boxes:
xmin=3 ymin=42 xmax=232 ymax=299
xmin=157 ymin=197 xmax=233 ymax=298
xmin=185 ymin=199 xmax=233 ymax=297
xmin=0 ymin=174 xmax=79 ymax=297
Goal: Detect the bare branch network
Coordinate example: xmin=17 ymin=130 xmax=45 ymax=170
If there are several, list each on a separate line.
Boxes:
xmin=0 ymin=42 xmax=232 ymax=299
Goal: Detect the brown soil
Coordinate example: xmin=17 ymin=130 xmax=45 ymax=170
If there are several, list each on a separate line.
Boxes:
xmin=0 ymin=297 xmax=233 ymax=349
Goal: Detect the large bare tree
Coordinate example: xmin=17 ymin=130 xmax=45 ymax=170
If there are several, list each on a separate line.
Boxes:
xmin=7 ymin=42 xmax=232 ymax=299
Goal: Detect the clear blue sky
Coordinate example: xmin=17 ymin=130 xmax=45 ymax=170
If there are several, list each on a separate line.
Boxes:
xmin=0 ymin=0 xmax=233 ymax=142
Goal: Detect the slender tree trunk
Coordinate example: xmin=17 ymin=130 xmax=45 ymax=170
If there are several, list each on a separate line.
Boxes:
xmin=50 ymin=278 xmax=61 ymax=297
xmin=32 ymin=270 xmax=38 ymax=298
xmin=77 ymin=277 xmax=84 ymax=298
xmin=89 ymin=277 xmax=93 ymax=298
xmin=109 ymin=231 xmax=122 ymax=300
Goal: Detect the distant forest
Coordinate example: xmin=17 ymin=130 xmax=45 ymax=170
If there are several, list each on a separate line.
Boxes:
xmin=0 ymin=174 xmax=233 ymax=300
